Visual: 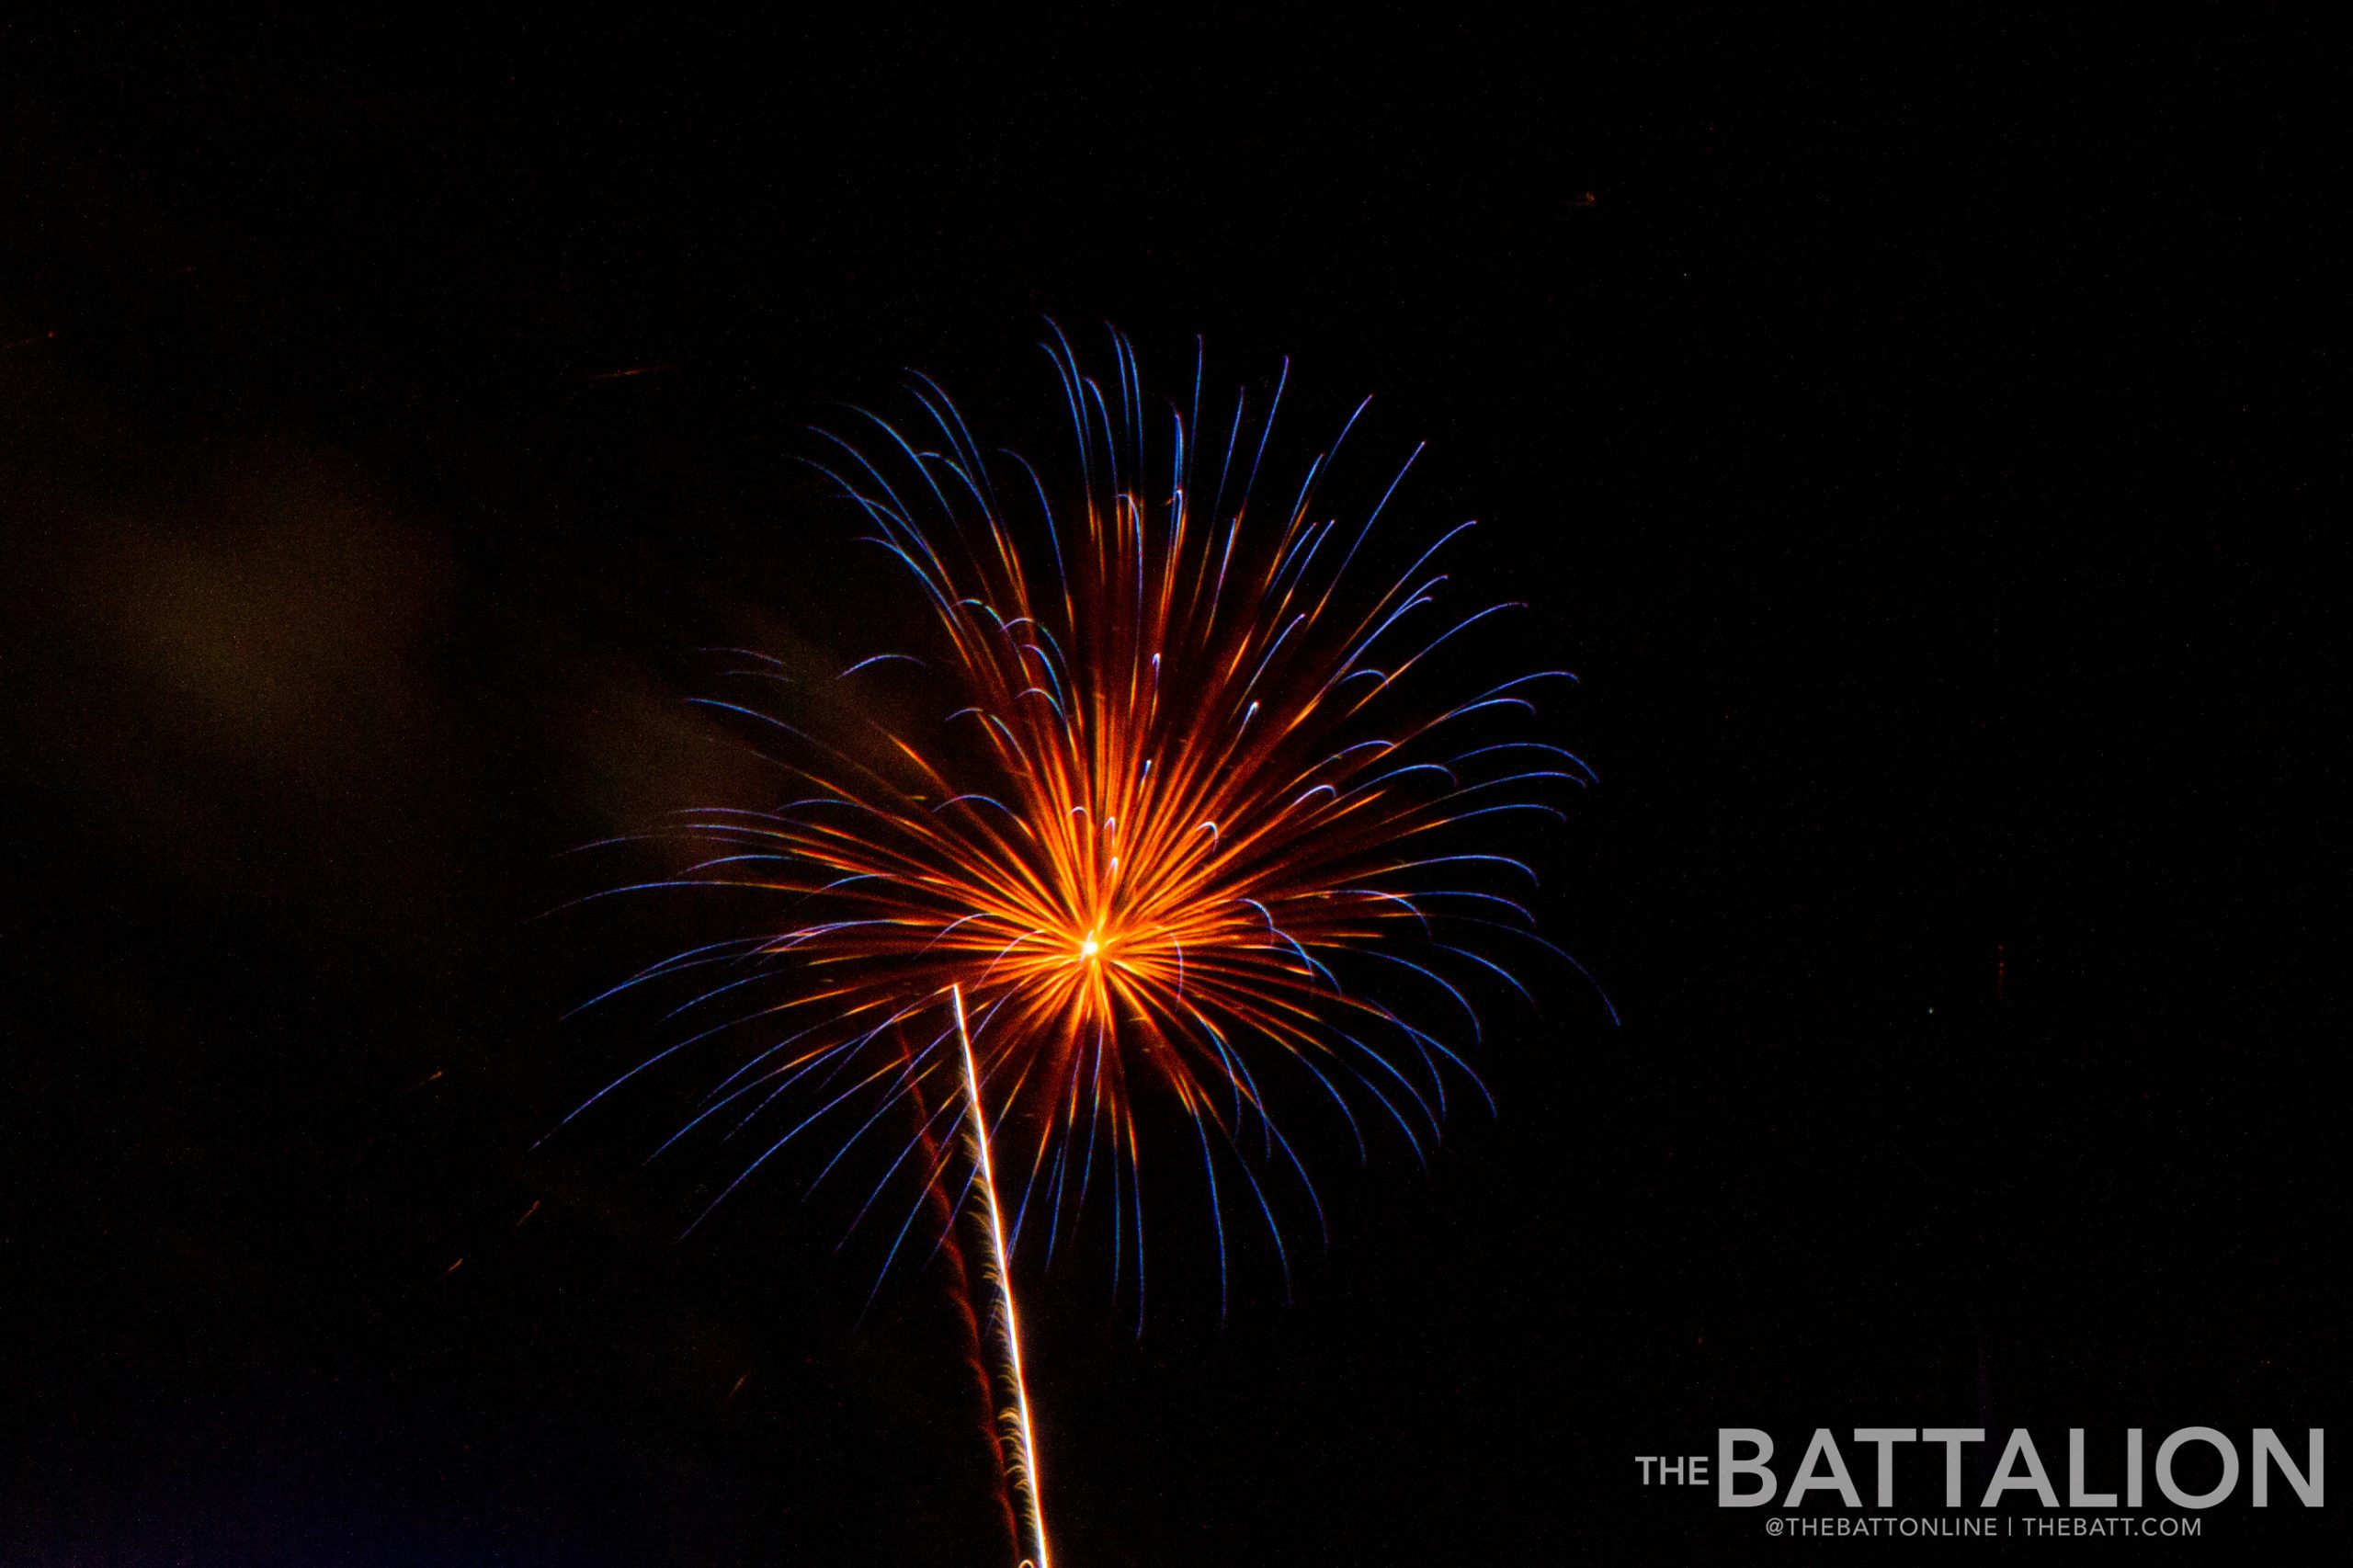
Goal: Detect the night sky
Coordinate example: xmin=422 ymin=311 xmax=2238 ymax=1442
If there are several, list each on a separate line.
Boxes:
xmin=3 ymin=17 xmax=2338 ymax=1564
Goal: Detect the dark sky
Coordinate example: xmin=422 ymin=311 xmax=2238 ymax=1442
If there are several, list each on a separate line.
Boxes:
xmin=2 ymin=16 xmax=2338 ymax=1564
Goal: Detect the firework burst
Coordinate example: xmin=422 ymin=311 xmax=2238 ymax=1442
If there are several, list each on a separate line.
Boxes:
xmin=562 ymin=324 xmax=1603 ymax=1317
xmin=557 ymin=325 xmax=1606 ymax=1563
